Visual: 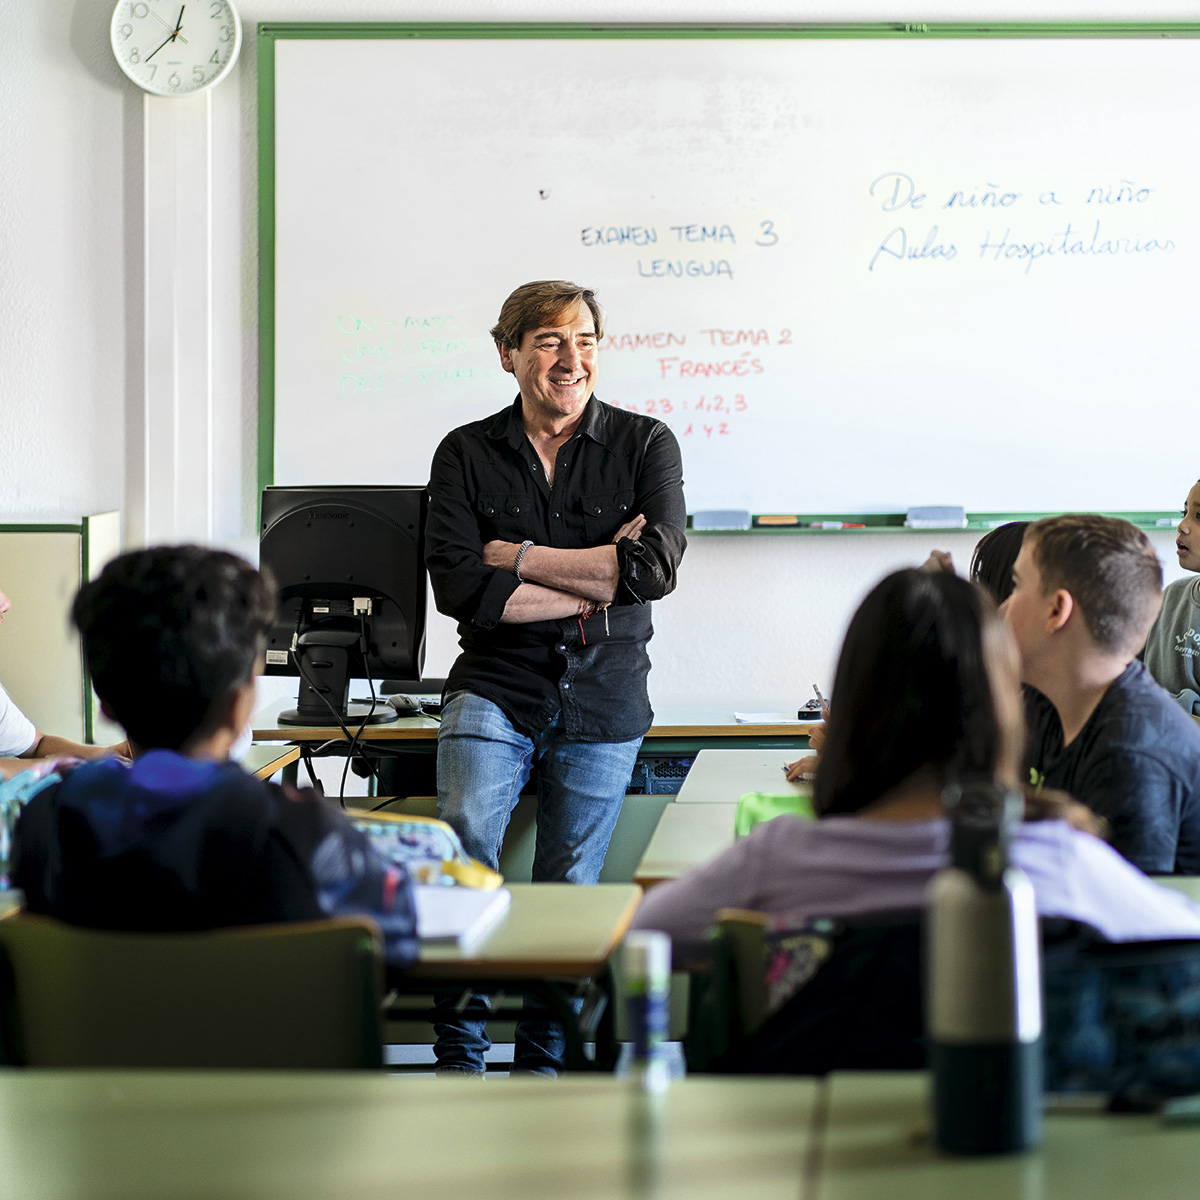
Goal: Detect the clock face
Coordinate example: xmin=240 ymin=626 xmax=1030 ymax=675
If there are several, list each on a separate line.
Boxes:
xmin=110 ymin=0 xmax=242 ymax=96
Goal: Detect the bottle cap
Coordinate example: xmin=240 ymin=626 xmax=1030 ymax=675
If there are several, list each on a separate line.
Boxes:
xmin=942 ymin=779 xmax=1023 ymax=889
xmin=624 ymin=930 xmax=671 ymax=982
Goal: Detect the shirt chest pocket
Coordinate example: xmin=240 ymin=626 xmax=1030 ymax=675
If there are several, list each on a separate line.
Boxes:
xmin=581 ymin=490 xmax=635 ymax=544
xmin=476 ymin=492 xmax=534 ymax=542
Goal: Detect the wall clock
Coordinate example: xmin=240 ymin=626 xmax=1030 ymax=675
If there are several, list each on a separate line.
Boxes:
xmin=110 ymin=1 xmax=242 ymax=96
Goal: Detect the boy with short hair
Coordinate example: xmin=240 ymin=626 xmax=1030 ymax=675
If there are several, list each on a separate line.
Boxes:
xmin=1143 ymin=479 xmax=1200 ymax=714
xmin=1002 ymin=513 xmax=1200 ymax=873
xmin=10 ymin=546 xmax=417 ymax=963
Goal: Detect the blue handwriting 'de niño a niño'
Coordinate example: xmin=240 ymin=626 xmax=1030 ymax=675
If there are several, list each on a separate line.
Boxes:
xmin=867 ymin=172 xmax=1175 ymax=273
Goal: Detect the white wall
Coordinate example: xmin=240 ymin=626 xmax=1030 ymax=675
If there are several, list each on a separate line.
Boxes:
xmin=2 ymin=0 xmax=1192 ymax=713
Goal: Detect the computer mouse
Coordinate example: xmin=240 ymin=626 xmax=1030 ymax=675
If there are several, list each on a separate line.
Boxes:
xmin=386 ymin=693 xmax=423 ymax=715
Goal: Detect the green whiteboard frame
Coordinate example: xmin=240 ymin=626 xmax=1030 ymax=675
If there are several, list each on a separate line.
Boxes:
xmin=258 ymin=21 xmax=1200 ymax=531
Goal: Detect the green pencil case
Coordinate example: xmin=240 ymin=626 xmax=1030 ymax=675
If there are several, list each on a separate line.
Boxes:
xmin=734 ymin=790 xmax=816 ymax=838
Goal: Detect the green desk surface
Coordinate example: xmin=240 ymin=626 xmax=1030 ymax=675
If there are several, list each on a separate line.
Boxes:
xmin=676 ymin=747 xmax=813 ymax=804
xmin=821 ymin=1072 xmax=1200 ymax=1200
xmin=634 ymin=802 xmax=738 ymax=889
xmin=1149 ymin=875 xmax=1200 ymax=903
xmin=239 ymin=743 xmax=301 ymax=780
xmin=405 ymin=882 xmax=641 ymax=981
xmin=0 ymin=1072 xmax=820 ymax=1200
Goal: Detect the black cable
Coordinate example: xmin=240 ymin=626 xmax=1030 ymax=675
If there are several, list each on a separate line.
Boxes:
xmin=288 ymin=639 xmax=381 ymax=808
xmin=299 ymin=745 xmax=323 ymax=794
xmin=364 ymin=795 xmax=402 ymax=813
xmin=339 ymin=612 xmax=382 ymax=803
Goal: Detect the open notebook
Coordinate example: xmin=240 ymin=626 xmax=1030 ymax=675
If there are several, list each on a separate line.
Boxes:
xmin=412 ymin=884 xmax=512 ymax=949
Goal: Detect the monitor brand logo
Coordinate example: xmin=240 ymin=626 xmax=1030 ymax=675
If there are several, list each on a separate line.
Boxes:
xmin=309 ymin=509 xmax=351 ymax=520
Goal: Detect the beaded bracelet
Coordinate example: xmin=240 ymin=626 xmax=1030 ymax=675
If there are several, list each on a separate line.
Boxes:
xmin=513 ymin=539 xmax=534 ymax=581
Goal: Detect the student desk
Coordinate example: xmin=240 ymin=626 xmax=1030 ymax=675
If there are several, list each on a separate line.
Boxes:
xmin=1150 ymin=875 xmax=1200 ymax=903
xmin=0 ymin=884 xmax=637 ymax=1072
xmin=250 ymin=701 xmax=811 ymax=786
xmin=390 ymin=882 xmax=641 ymax=1071
xmin=675 ymin=747 xmax=813 ymax=804
xmin=634 ymin=802 xmax=738 ymax=889
xmin=252 ymin=699 xmax=810 ymax=745
xmin=0 ymin=1071 xmax=820 ymax=1199
xmin=634 ymin=747 xmax=813 ymax=886
xmin=240 ymin=743 xmax=302 ymax=781
xmin=819 ymin=1071 xmax=1200 ymax=1200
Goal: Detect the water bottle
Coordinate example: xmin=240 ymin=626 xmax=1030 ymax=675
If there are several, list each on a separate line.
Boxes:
xmin=622 ymin=930 xmax=671 ymax=1093
xmin=928 ymin=780 xmax=1043 ymax=1154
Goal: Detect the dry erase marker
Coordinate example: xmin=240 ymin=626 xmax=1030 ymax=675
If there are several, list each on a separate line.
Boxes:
xmin=808 ymin=522 xmax=866 ymax=529
xmin=813 ymin=684 xmax=829 ymax=718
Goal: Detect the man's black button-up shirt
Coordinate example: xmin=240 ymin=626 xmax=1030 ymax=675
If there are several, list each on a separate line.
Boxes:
xmin=426 ymin=395 xmax=686 ymax=742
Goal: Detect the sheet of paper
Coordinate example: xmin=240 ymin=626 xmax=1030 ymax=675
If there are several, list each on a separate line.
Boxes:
xmin=734 ymin=711 xmax=803 ymax=724
xmin=413 ymin=885 xmax=512 ymax=947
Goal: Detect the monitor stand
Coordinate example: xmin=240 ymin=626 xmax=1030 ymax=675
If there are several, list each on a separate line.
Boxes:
xmin=278 ymin=632 xmax=399 ymax=726
xmin=277 ymin=701 xmax=397 ymax=727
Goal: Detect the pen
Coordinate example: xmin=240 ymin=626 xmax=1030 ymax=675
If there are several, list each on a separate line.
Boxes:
xmin=808 ymin=522 xmax=866 ymax=529
xmin=813 ymin=683 xmax=829 ymax=719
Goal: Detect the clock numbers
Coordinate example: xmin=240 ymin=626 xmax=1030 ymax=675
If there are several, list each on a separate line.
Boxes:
xmin=111 ymin=0 xmax=241 ymax=95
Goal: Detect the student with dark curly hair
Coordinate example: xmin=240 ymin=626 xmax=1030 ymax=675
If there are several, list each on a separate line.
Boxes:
xmin=10 ymin=545 xmax=417 ymax=964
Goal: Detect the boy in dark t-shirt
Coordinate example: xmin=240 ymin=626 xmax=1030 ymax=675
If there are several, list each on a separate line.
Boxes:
xmin=1003 ymin=514 xmax=1200 ymax=874
xmin=10 ymin=545 xmax=418 ymax=964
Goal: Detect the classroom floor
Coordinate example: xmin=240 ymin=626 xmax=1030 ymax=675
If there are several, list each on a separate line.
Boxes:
xmin=385 ymin=1041 xmax=688 ymax=1077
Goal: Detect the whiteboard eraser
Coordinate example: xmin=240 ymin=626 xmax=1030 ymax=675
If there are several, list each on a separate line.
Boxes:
xmin=692 ymin=509 xmax=752 ymax=530
xmin=905 ymin=505 xmax=967 ymax=529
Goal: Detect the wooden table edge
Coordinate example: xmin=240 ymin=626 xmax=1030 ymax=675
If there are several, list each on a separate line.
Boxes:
xmin=405 ymin=884 xmax=643 ymax=981
xmin=247 ymin=745 xmax=301 ymax=780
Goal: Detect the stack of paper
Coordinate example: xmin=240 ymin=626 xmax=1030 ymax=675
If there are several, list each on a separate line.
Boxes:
xmin=413 ymin=885 xmax=512 ymax=948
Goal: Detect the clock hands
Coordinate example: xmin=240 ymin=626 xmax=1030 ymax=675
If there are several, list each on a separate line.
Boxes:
xmin=144 ymin=3 xmax=190 ymax=44
xmin=145 ymin=6 xmax=186 ymax=63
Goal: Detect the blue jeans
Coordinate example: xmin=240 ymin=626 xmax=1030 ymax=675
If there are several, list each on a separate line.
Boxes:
xmin=433 ymin=692 xmax=641 ymax=1074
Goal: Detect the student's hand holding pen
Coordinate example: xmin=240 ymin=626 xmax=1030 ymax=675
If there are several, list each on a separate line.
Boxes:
xmin=784 ymin=754 xmax=817 ymax=782
xmin=784 ymin=684 xmax=829 ymax=780
xmin=808 ymin=683 xmax=829 ymax=752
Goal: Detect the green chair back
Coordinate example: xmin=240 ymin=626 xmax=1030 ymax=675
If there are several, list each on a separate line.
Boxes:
xmin=0 ymin=913 xmax=384 ymax=1069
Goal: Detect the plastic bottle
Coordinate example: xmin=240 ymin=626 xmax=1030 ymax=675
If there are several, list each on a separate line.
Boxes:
xmin=622 ymin=930 xmax=671 ymax=1093
xmin=928 ymin=780 xmax=1043 ymax=1154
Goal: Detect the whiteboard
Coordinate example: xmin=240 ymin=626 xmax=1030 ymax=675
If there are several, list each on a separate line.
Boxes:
xmin=263 ymin=27 xmax=1200 ymax=516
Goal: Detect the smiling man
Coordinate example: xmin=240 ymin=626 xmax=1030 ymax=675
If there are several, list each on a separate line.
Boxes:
xmin=424 ymin=280 xmax=686 ymax=1074
xmin=1001 ymin=513 xmax=1200 ymax=874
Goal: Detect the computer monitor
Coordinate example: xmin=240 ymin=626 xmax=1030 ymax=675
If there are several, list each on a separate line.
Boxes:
xmin=259 ymin=485 xmax=428 ymax=726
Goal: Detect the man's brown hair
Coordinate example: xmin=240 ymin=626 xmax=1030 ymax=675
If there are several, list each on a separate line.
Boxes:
xmin=1025 ymin=514 xmax=1162 ymax=655
xmin=489 ymin=281 xmax=604 ymax=350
